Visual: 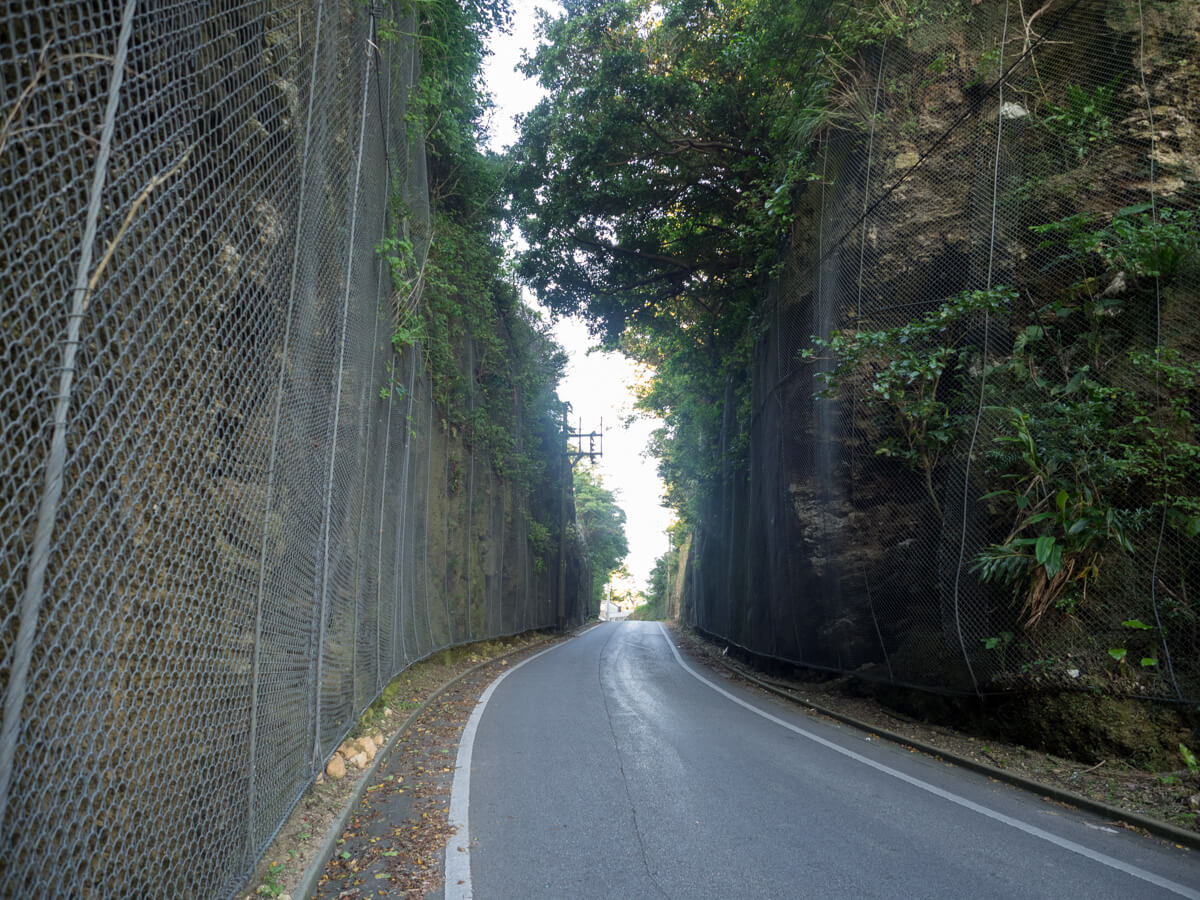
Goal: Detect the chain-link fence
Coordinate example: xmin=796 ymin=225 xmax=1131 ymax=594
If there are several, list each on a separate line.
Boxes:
xmin=685 ymin=0 xmax=1199 ymax=703
xmin=1 ymin=2 xmax=582 ymax=895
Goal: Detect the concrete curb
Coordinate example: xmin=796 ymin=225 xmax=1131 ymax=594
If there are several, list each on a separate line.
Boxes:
xmin=704 ymin=649 xmax=1200 ymax=852
xmin=295 ymin=635 xmax=558 ymax=900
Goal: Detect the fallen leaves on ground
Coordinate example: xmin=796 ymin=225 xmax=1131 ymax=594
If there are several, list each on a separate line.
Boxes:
xmin=315 ymin=643 xmax=558 ymax=898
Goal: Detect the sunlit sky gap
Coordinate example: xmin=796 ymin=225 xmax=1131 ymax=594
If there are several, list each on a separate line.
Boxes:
xmin=482 ymin=2 xmax=672 ymax=591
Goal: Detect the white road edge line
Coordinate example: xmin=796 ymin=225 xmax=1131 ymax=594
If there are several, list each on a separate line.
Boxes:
xmin=658 ymin=622 xmax=1199 ymax=900
xmin=444 ymin=633 xmax=588 ymax=899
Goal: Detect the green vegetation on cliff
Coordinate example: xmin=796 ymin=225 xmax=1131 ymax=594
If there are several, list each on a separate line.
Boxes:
xmin=511 ymin=0 xmax=839 ymax=525
xmin=510 ymin=0 xmax=956 ymax=528
xmin=380 ymin=0 xmax=567 ymax=490
xmin=510 ymin=0 xmax=1200 ymax=700
xmin=573 ymin=466 xmax=630 ymax=612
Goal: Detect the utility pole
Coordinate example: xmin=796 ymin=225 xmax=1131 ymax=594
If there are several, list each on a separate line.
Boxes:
xmin=557 ymin=405 xmax=604 ymax=629
xmin=556 ymin=403 xmax=568 ymax=631
xmin=567 ymin=416 xmax=603 ymax=467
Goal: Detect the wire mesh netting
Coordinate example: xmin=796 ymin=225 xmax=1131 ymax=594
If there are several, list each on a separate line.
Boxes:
xmin=686 ymin=0 xmax=1199 ymax=702
xmin=1 ymin=2 xmax=579 ymax=895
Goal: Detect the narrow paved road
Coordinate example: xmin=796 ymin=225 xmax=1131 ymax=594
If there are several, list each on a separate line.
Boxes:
xmin=447 ymin=621 xmax=1198 ymax=898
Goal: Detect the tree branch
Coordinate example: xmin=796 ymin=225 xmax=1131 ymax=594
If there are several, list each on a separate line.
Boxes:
xmin=571 ymin=232 xmax=694 ymax=271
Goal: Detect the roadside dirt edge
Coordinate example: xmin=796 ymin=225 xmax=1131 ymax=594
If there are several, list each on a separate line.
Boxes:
xmin=292 ymin=652 xmax=519 ymax=899
xmin=239 ymin=631 xmax=561 ymax=900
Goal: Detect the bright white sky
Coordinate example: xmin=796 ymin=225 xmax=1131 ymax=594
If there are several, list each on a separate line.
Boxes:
xmin=482 ymin=2 xmax=672 ymax=591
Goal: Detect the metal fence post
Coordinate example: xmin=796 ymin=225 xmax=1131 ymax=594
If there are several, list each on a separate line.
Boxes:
xmin=248 ymin=0 xmax=326 ymax=855
xmin=312 ymin=8 xmax=375 ymax=771
xmin=0 ymin=0 xmax=138 ymax=826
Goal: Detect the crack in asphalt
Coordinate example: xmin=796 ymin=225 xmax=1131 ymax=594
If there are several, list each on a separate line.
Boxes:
xmin=596 ymin=625 xmax=674 ymax=900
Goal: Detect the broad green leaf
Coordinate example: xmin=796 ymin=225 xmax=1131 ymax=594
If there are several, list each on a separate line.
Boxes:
xmin=1035 ymin=535 xmax=1055 ymax=566
xmin=1180 ymin=744 xmax=1198 ymax=771
xmin=1046 ymin=542 xmax=1064 ymax=577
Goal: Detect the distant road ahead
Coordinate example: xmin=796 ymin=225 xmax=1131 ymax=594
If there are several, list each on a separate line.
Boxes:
xmin=447 ymin=621 xmax=1198 ymax=899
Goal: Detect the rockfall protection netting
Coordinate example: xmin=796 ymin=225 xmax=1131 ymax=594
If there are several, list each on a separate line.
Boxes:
xmin=1 ymin=2 xmax=577 ymax=895
xmin=685 ymin=0 xmax=1199 ymax=702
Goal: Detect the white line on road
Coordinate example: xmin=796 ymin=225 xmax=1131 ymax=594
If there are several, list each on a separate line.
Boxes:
xmin=659 ymin=622 xmax=1199 ymax=900
xmin=444 ymin=636 xmax=577 ymax=900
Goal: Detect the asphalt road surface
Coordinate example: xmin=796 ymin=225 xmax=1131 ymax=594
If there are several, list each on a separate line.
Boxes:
xmin=445 ymin=621 xmax=1198 ymax=899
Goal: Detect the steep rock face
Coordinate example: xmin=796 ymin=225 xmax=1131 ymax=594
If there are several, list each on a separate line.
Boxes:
xmin=1 ymin=2 xmax=584 ymax=896
xmin=685 ymin=0 xmax=1199 ymax=699
xmin=1111 ymin=1 xmax=1200 ymax=198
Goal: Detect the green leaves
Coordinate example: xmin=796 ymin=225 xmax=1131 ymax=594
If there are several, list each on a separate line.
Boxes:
xmin=981 ymin=632 xmax=1013 ymax=651
xmin=960 ymin=211 xmax=1200 ymax=628
xmin=1033 ymin=535 xmax=1059 ymax=573
xmin=809 ymin=287 xmax=1016 ymax=513
xmin=1034 ymin=205 xmax=1198 ymax=282
xmin=512 ymin=0 xmax=845 ymax=341
xmin=574 ymin=467 xmax=630 ymax=608
xmin=1106 ymin=649 xmax=1156 ymax=667
xmin=1180 ymin=743 xmax=1199 ymax=774
xmin=1037 ymin=81 xmax=1116 ymax=162
xmin=374 ymin=0 xmax=569 ymax=495
xmin=509 ymin=0 xmax=836 ymax=521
